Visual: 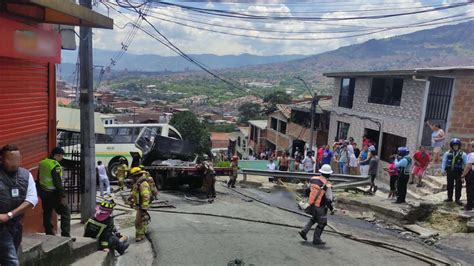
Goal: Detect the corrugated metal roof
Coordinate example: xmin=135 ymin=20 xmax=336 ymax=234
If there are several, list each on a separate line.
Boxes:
xmin=276 ymin=104 xmax=291 ymax=118
xmin=248 ymin=120 xmax=267 ymax=129
xmin=57 ymin=106 xmax=106 ymax=134
xmin=239 ymin=127 xmax=249 ymax=136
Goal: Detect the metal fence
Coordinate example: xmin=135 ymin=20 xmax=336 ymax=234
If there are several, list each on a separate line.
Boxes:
xmin=57 ymin=131 xmax=82 ymax=213
xmin=240 ymin=169 xmax=371 ymax=189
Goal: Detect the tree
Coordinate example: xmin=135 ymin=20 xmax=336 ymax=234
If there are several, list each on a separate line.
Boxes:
xmin=169 ymin=111 xmax=211 ymax=155
xmin=263 ymin=90 xmax=292 ymax=112
xmin=238 ymin=102 xmax=263 ymax=123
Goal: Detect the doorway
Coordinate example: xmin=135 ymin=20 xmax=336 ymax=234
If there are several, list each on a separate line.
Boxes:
xmin=421 ymin=77 xmax=453 ymax=146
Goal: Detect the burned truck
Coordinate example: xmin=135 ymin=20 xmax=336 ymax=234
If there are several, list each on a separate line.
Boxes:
xmin=131 ymin=127 xmax=232 ymax=190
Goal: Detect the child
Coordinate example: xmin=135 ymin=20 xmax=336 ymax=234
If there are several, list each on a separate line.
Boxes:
xmin=84 ymin=200 xmax=129 ymax=255
xmin=384 ymin=155 xmax=399 ymax=199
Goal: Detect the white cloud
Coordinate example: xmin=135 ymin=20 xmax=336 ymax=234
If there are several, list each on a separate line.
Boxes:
xmin=90 ymin=1 xmax=474 ymax=56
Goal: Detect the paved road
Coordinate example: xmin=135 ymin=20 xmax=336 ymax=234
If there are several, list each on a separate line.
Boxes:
xmin=147 ymin=183 xmax=454 ymax=265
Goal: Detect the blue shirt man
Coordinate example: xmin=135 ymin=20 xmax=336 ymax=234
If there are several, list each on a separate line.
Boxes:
xmin=321 ymin=147 xmax=333 ymax=165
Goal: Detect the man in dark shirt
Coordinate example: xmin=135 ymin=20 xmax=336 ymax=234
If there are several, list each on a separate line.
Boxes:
xmin=38 ymin=147 xmax=71 ymax=237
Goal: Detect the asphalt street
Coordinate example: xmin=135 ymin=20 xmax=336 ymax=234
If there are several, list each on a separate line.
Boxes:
xmin=147 ymin=182 xmax=455 ymax=266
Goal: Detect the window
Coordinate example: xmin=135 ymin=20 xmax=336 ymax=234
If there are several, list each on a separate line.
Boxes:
xmin=369 ymin=78 xmax=403 ymax=106
xmin=381 ymin=133 xmax=407 ymax=161
xmin=238 ymin=136 xmax=241 ymax=147
xmin=338 ymin=78 xmax=355 ymax=108
xmin=242 ymin=140 xmax=246 ymax=150
xmin=114 ymin=127 xmax=133 ymax=143
xmin=336 ymin=121 xmax=350 ymax=140
xmin=279 ymin=121 xmax=287 ymax=134
xmin=271 ymin=118 xmax=278 ymax=130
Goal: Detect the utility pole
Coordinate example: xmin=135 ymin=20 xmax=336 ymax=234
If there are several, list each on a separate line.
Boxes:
xmin=79 ymin=0 xmax=96 ymax=223
xmin=295 ymin=76 xmax=319 ymax=154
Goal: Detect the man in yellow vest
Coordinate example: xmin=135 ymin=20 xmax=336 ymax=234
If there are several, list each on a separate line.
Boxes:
xmin=298 ymin=164 xmax=335 ymax=245
xmin=116 ymin=158 xmax=128 ymax=191
xmin=38 ymin=147 xmax=71 ymax=237
xmin=128 ymin=167 xmax=152 ymax=242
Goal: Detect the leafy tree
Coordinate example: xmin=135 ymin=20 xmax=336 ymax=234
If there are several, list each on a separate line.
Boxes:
xmin=206 ymin=123 xmax=237 ymax=133
xmin=238 ymin=102 xmax=263 ymax=123
xmin=263 ymin=90 xmax=292 ymax=112
xmin=169 ymin=111 xmax=211 ymax=155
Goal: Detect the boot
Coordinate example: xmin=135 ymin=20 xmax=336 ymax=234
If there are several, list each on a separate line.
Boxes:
xmin=298 ymin=231 xmax=307 ymax=241
xmin=366 ymin=186 xmax=373 ymax=194
xmin=312 ymin=225 xmax=326 ymax=245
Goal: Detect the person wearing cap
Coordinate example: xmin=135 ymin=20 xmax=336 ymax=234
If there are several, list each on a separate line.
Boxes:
xmin=298 ymin=164 xmax=335 ymax=245
xmin=0 ymin=144 xmax=38 ymax=266
xmin=38 ymin=147 xmax=71 ymax=237
xmin=116 ymin=158 xmax=128 ymax=191
xmin=442 ymin=138 xmax=467 ymax=206
xmin=84 ymin=200 xmax=129 ymax=255
xmin=394 ymin=147 xmax=412 ymax=204
xmin=128 ymin=167 xmax=152 ymax=242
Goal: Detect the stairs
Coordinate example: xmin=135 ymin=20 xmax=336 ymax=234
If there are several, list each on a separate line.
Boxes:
xmin=20 ymin=234 xmax=98 ymax=266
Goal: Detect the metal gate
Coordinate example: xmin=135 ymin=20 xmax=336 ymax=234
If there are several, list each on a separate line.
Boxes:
xmin=57 ymin=131 xmax=82 ymax=213
xmin=421 ymin=77 xmax=454 ymax=146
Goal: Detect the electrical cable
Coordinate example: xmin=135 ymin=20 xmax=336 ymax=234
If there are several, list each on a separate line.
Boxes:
xmin=151 ymin=1 xmax=472 ymax=22
xmin=105 ymin=1 xmax=258 ymax=97
xmin=100 ymin=189 xmax=452 ymax=265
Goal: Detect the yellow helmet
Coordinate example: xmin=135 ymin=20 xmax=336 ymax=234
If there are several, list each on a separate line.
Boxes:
xmin=99 ymin=200 xmax=116 ymax=210
xmin=130 ymin=167 xmax=145 ymax=176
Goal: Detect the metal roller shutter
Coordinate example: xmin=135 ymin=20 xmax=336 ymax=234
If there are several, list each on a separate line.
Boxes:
xmin=0 ymin=57 xmax=49 ymax=170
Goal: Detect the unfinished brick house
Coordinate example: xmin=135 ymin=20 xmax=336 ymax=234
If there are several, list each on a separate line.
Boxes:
xmin=265 ymin=99 xmax=332 ymax=155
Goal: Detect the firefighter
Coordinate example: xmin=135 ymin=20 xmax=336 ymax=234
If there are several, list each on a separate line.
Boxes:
xmin=84 ymin=200 xmax=129 ymax=255
xmin=116 ymin=158 xmax=128 ymax=191
xmin=128 ymin=167 xmax=152 ymax=242
xmin=442 ymin=138 xmax=467 ymax=206
xmin=228 ymin=155 xmax=239 ymax=188
xmin=38 ymin=147 xmax=71 ymax=237
xmin=394 ymin=147 xmax=412 ymax=204
xmin=138 ymin=166 xmax=159 ymax=201
xmin=201 ymin=154 xmax=216 ymax=198
xmin=298 ymin=164 xmax=335 ymax=245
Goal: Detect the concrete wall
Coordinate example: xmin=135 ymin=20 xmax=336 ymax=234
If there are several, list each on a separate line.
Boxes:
xmin=328 ymin=76 xmax=427 ymax=157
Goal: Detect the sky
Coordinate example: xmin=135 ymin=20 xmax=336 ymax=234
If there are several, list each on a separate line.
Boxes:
xmin=87 ymin=0 xmax=474 ymax=56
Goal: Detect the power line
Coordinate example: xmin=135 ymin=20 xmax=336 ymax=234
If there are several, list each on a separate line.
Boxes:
xmin=125 ymin=9 xmax=474 ymax=41
xmin=104 ymin=1 xmax=255 ymax=97
xmin=150 ymin=1 xmax=472 ymax=22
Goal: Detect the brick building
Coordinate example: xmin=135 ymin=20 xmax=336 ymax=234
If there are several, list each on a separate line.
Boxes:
xmin=248 ymin=120 xmax=268 ymax=156
xmin=324 ymin=67 xmax=474 ymax=161
xmin=266 ymin=100 xmax=332 ymax=155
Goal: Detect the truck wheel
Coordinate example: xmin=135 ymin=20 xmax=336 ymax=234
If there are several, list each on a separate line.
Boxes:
xmin=107 ymin=157 xmax=128 ymax=181
xmin=154 ymin=175 xmax=165 ymax=190
xmin=189 ymin=179 xmax=203 ymax=190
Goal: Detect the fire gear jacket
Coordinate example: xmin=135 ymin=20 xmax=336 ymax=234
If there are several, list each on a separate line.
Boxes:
xmin=307 ymin=176 xmax=334 ymax=211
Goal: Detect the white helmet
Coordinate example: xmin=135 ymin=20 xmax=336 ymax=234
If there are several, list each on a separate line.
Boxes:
xmin=319 ymin=164 xmax=333 ymax=174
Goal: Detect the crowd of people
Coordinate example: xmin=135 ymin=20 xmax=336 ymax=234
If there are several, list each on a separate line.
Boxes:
xmin=256 ymin=135 xmax=474 ymax=211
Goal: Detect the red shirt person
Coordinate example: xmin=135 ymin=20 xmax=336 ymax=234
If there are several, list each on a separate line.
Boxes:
xmin=411 ymin=146 xmax=431 ymax=187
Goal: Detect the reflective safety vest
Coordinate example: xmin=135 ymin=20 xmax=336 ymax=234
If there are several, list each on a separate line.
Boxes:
xmin=308 ymin=176 xmax=331 ymax=208
xmin=84 ymin=218 xmax=109 ymax=249
xmin=445 ymin=150 xmax=464 ymax=172
xmin=398 ymin=156 xmax=412 ymax=176
xmin=38 ymin=158 xmax=62 ymax=191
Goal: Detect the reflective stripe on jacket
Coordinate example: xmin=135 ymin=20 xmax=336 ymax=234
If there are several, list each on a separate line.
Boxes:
xmin=308 ymin=176 xmax=331 ymax=208
xmin=38 ymin=158 xmax=62 ymax=190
